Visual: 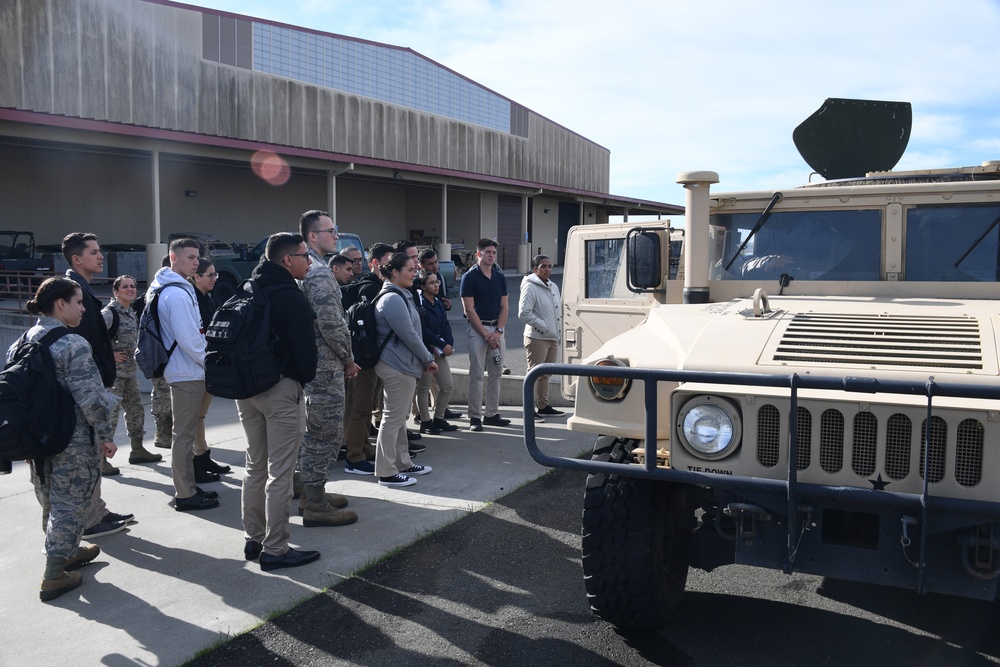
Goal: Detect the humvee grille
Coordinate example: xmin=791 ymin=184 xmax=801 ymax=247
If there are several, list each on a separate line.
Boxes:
xmin=755 ymin=403 xmax=984 ymax=488
xmin=772 ymin=313 xmax=982 ymax=370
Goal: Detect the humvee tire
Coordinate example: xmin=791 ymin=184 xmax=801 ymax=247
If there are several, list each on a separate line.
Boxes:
xmin=582 ymin=436 xmax=691 ymax=629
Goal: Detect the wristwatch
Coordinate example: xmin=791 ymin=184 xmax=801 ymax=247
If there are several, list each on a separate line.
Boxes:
xmin=496 ymin=327 xmax=504 ymax=334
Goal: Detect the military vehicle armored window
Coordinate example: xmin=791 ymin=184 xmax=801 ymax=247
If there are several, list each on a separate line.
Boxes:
xmin=525 ymin=99 xmax=1000 ymax=629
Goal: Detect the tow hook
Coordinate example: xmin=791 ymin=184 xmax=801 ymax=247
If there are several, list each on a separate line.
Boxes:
xmin=724 ymin=503 xmax=772 ymax=540
xmin=958 ymin=526 xmax=1000 ymax=581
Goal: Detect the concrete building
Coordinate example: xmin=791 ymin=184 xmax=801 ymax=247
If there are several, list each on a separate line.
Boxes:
xmin=0 ymin=0 xmax=680 ymax=276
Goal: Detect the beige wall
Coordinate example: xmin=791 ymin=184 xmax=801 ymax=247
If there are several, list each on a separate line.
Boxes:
xmin=531 ymin=198 xmax=559 ymax=264
xmin=1 ymin=0 xmax=610 ymax=193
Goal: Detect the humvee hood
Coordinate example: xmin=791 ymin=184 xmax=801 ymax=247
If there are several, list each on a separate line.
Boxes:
xmin=599 ymin=296 xmax=1000 ymax=381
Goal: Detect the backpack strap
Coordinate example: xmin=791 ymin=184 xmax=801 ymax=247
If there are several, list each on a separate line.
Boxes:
xmin=38 ymin=326 xmax=71 ymax=348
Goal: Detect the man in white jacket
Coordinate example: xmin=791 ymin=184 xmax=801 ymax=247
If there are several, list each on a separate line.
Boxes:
xmin=149 ymin=238 xmax=218 ymax=511
xmin=518 ymin=255 xmax=563 ymax=418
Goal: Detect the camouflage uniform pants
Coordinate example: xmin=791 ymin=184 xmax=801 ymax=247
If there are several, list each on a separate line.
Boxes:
xmin=30 ymin=420 xmax=100 ymax=561
xmin=299 ymin=368 xmax=346 ymax=486
xmin=151 ymin=376 xmax=172 ymax=446
xmin=111 ymin=367 xmax=146 ymax=440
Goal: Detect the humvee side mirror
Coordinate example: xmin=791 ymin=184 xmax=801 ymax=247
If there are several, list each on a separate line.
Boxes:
xmin=627 ymin=228 xmax=662 ymax=292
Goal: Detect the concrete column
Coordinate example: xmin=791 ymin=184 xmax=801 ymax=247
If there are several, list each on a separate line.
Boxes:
xmin=517 ymin=192 xmax=530 ymax=274
xmin=437 ymin=183 xmax=452 ymax=265
xmin=328 ymin=170 xmax=336 ymax=226
xmin=146 ymin=150 xmax=167 ymax=282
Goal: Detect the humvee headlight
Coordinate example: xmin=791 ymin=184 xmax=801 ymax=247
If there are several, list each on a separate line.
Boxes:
xmin=589 ymin=358 xmax=630 ymax=401
xmin=677 ymin=397 xmax=741 ymax=459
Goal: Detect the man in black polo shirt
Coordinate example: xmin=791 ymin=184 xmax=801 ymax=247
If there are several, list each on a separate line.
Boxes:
xmin=459 ymin=238 xmax=512 ymax=431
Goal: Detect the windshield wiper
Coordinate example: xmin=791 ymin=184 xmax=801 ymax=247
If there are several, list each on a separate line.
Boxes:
xmin=954 ymin=209 xmax=1000 ymax=268
xmin=724 ymin=192 xmax=783 ymax=271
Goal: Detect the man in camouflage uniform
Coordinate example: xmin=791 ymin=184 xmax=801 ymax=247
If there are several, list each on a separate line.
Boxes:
xmin=295 ymin=210 xmax=359 ymax=527
xmin=102 ymin=275 xmax=162 ymax=464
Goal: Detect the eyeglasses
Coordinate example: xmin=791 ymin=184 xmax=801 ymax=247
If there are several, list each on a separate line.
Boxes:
xmin=288 ymin=253 xmax=311 ymax=259
xmin=317 ymin=227 xmax=338 ymax=235
xmin=200 ymin=272 xmax=219 ymax=278
xmin=351 ymin=258 xmax=364 ymax=263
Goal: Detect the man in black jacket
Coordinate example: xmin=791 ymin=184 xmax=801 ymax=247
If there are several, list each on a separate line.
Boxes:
xmin=237 ymin=233 xmax=321 ymax=572
xmin=341 ymin=242 xmax=393 ymax=474
xmin=62 ymin=232 xmax=134 ymax=540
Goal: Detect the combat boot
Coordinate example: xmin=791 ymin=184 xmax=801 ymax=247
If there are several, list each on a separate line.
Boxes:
xmin=39 ymin=571 xmax=82 ymax=602
xmin=300 ymin=485 xmax=357 ymax=527
xmin=129 ymin=437 xmax=163 ymax=464
xmin=198 ymin=449 xmax=231 ymax=474
xmin=153 ymin=416 xmax=172 ymax=449
xmin=65 ymin=545 xmax=101 ymax=571
xmin=192 ymin=453 xmax=220 ymax=483
xmin=297 ymin=486 xmax=349 ymax=516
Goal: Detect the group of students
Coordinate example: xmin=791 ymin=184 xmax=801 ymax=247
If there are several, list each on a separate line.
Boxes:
xmin=12 ymin=221 xmax=565 ymax=602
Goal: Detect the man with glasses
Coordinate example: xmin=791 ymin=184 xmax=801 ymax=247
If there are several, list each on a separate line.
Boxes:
xmin=294 ymin=210 xmax=359 ymax=528
xmin=238 ymin=233 xmax=322 ymax=570
xmin=518 ymin=254 xmax=564 ymax=419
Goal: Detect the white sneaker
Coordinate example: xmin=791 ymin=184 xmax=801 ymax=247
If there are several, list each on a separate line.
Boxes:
xmin=400 ymin=464 xmax=432 ymax=476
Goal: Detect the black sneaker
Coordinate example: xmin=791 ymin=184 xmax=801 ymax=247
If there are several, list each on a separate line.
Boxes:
xmin=408 ymin=443 xmax=426 ymax=455
xmin=432 ymin=418 xmax=459 ymax=432
xmin=419 ymin=420 xmax=442 ymax=435
xmin=103 ymin=511 xmax=136 ymax=525
xmin=444 ymin=409 xmax=463 ymax=419
xmin=400 ymin=464 xmax=432 ymax=476
xmin=196 ymin=486 xmax=219 ymax=500
xmin=82 ymin=519 xmax=127 ymax=539
xmin=175 ymin=493 xmax=220 ymax=512
xmin=378 ymin=474 xmax=416 ymax=487
xmin=538 ymin=406 xmax=565 ymax=416
xmin=406 ymin=429 xmax=422 ymax=441
xmin=483 ymin=414 xmax=511 ymax=427
xmin=469 ymin=418 xmax=483 ymax=432
xmin=533 ymin=412 xmax=546 ymax=422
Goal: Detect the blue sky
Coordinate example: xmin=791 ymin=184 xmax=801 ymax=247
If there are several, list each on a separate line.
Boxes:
xmin=187 ymin=0 xmax=1000 ymax=207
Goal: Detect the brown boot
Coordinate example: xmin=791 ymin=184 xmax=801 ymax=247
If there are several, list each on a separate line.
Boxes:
xmin=300 ymin=485 xmax=357 ymax=527
xmin=129 ymin=438 xmax=163 ymax=464
xmin=297 ymin=489 xmax=349 ymax=516
xmin=65 ymin=545 xmax=101 ymax=571
xmin=40 ymin=571 xmax=82 ymax=602
xmin=101 ymin=458 xmax=120 ymax=476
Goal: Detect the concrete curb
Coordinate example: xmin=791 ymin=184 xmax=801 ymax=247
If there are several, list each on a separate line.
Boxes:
xmin=447 ymin=367 xmax=574 ymax=408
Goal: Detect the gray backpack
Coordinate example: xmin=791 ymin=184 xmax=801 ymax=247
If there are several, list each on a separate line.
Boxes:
xmin=135 ymin=284 xmax=182 ymax=379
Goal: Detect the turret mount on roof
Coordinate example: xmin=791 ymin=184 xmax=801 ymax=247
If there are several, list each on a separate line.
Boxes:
xmin=792 ymin=98 xmax=912 ymax=180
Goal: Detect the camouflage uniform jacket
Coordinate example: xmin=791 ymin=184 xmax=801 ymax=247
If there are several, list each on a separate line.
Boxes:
xmin=8 ymin=316 xmax=118 ymax=444
xmin=102 ymin=300 xmax=139 ymax=374
xmin=299 ymin=247 xmax=353 ymax=373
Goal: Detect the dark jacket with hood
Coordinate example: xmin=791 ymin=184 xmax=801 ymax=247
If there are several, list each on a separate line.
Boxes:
xmin=66 ymin=268 xmax=116 ymax=387
xmin=250 ymin=260 xmax=318 ymax=387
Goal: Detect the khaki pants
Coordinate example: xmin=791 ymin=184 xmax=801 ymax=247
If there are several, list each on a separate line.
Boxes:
xmin=170 ymin=380 xmax=206 ymax=499
xmin=194 ymin=389 xmax=214 ymax=456
xmin=374 ymin=362 xmax=417 ymax=478
xmin=417 ymin=355 xmax=454 ymax=421
xmin=525 ymin=337 xmax=558 ymax=409
xmin=237 ymin=377 xmax=304 ymax=558
xmin=344 ymin=367 xmax=379 ymax=464
xmin=467 ymin=325 xmax=504 ymax=419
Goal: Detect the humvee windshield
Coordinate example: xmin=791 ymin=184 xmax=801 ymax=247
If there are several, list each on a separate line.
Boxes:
xmin=710 ymin=209 xmax=881 ymax=281
xmin=906 ymin=204 xmax=1000 ymax=281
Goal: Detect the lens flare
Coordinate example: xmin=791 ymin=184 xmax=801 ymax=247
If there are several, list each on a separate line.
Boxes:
xmin=250 ymin=151 xmax=291 ymax=186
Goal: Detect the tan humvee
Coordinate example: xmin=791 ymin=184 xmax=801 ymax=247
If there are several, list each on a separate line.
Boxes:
xmin=531 ymin=99 xmax=1000 ymax=629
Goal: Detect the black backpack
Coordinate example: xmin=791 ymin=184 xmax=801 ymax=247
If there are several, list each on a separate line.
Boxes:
xmin=204 ymin=279 xmax=294 ymax=400
xmin=135 ymin=284 xmax=182 ymax=379
xmin=346 ymin=290 xmax=396 ymax=370
xmin=0 ymin=328 xmax=77 ymax=473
